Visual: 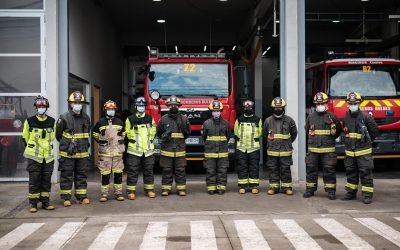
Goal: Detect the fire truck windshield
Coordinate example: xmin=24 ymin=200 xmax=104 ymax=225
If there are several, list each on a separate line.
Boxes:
xmin=148 ymin=63 xmax=229 ymax=97
xmin=328 ymin=65 xmax=400 ymax=98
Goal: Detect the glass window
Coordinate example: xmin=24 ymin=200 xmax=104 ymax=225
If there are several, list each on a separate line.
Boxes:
xmin=0 ymin=0 xmax=43 ymax=9
xmin=149 ymin=63 xmax=230 ymax=98
xmin=0 ymin=57 xmax=41 ymax=93
xmin=0 ymin=135 xmax=28 ymax=178
xmin=0 ymin=17 xmax=40 ymax=53
xmin=0 ymin=96 xmax=37 ymax=133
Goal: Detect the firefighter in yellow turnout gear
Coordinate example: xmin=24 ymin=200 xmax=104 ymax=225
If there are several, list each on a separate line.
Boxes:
xmin=56 ymin=91 xmax=91 ymax=207
xmin=234 ymin=100 xmax=263 ymax=194
xmin=202 ymin=100 xmax=231 ymax=195
xmin=22 ymin=96 xmax=56 ymax=213
xmin=125 ymin=97 xmax=157 ymax=199
xmin=93 ymin=100 xmax=126 ymax=202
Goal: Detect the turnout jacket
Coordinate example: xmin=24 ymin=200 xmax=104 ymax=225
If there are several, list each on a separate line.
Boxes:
xmin=202 ymin=117 xmax=231 ymax=158
xmin=342 ymin=110 xmax=379 ymax=157
xmin=234 ymin=114 xmax=262 ymax=153
xmin=56 ymin=110 xmax=91 ymax=158
xmin=93 ymin=116 xmax=126 ymax=157
xmin=156 ymin=113 xmax=191 ymax=157
xmin=22 ymin=115 xmax=56 ymax=163
xmin=305 ymin=111 xmax=342 ymax=153
xmin=125 ymin=112 xmax=156 ymax=157
xmin=263 ymin=114 xmax=297 ymax=157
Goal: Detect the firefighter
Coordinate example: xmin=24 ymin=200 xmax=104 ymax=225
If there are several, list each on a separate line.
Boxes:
xmin=22 ymin=96 xmax=56 ymax=213
xmin=234 ymin=100 xmax=263 ymax=194
xmin=264 ymin=97 xmax=297 ymax=195
xmin=202 ymin=100 xmax=231 ymax=195
xmin=156 ymin=95 xmax=191 ymax=196
xmin=93 ymin=100 xmax=125 ymax=202
xmin=304 ymin=92 xmax=342 ymax=200
xmin=125 ymin=97 xmax=156 ymax=199
xmin=342 ymin=92 xmax=378 ymax=204
xmin=56 ymin=91 xmax=91 ymax=206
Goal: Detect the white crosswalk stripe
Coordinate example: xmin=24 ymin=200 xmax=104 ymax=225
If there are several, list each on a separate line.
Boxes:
xmin=273 ymin=219 xmax=323 ymax=250
xmin=191 ymin=220 xmax=218 ymax=250
xmin=395 ymin=217 xmax=400 ymax=222
xmin=314 ymin=218 xmax=374 ymax=250
xmin=36 ymin=222 xmax=85 ymax=250
xmin=0 ymin=223 xmax=44 ymax=250
xmin=87 ymin=222 xmax=128 ymax=250
xmin=234 ymin=219 xmax=271 ymax=250
xmin=139 ymin=221 xmax=168 ymax=250
xmin=355 ymin=218 xmax=400 ymax=247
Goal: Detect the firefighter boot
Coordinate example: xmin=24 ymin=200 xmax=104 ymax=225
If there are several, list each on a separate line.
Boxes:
xmin=208 ymin=190 xmax=215 ymax=195
xmin=285 ymin=189 xmax=294 ymax=196
xmin=79 ymin=198 xmax=90 ymax=205
xmin=328 ymin=191 xmax=336 ymax=200
xmin=217 ymin=190 xmax=225 ymax=195
xmin=362 ymin=195 xmax=372 ymax=204
xmin=341 ymin=192 xmax=357 ymax=201
xmin=99 ymin=195 xmax=108 ymax=202
xmin=178 ymin=190 xmax=187 ymax=196
xmin=127 ymin=192 xmax=136 ymax=200
xmin=115 ymin=194 xmax=125 ymax=201
xmin=251 ymin=188 xmax=259 ymax=194
xmin=29 ymin=203 xmax=38 ymax=213
xmin=267 ymin=189 xmax=276 ymax=195
xmin=239 ymin=188 xmax=246 ymax=194
xmin=42 ymin=202 xmax=55 ymax=210
xmin=161 ymin=190 xmax=170 ymax=196
xmin=303 ymin=190 xmax=314 ymax=198
xmin=147 ymin=191 xmax=156 ymax=198
xmin=63 ymin=200 xmax=72 ymax=207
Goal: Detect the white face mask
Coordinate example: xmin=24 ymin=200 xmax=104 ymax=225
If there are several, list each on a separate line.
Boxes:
xmin=106 ymin=110 xmax=115 ymax=117
xmin=316 ymin=104 xmax=326 ymax=113
xmin=72 ymin=104 xmax=82 ymax=113
xmin=37 ymin=108 xmax=46 ymax=115
xmin=137 ymin=106 xmax=145 ymax=113
xmin=349 ymin=105 xmax=359 ymax=112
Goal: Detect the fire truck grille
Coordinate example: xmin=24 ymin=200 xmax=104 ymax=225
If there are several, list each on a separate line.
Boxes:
xmin=160 ymin=110 xmax=212 ymax=125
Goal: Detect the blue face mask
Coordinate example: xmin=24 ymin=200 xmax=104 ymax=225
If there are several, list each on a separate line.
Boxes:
xmin=106 ymin=110 xmax=115 ymax=117
xmin=72 ymin=104 xmax=82 ymax=113
xmin=137 ymin=106 xmax=145 ymax=113
xmin=37 ymin=108 xmax=46 ymax=115
xmin=349 ymin=105 xmax=359 ymax=112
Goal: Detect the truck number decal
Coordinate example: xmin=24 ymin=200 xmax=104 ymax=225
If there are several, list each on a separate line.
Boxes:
xmin=184 ymin=64 xmax=196 ymax=73
xmin=362 ymin=65 xmax=372 ymax=72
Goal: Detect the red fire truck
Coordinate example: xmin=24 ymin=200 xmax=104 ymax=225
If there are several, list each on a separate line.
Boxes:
xmin=306 ymin=52 xmax=400 ymax=158
xmin=143 ymin=48 xmax=237 ymax=162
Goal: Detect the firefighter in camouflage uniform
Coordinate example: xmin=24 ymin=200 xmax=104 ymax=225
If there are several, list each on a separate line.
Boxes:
xmin=93 ymin=100 xmax=126 ymax=202
xmin=264 ymin=97 xmax=297 ymax=195
xmin=342 ymin=92 xmax=378 ymax=204
xmin=304 ymin=92 xmax=342 ymax=200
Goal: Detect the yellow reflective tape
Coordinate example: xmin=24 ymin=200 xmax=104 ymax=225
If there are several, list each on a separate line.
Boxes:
xmin=101 ymin=170 xmax=111 ymax=175
xmin=324 ymin=183 xmax=336 ymax=188
xmin=93 ymin=132 xmax=100 ymax=137
xmin=112 ymin=169 xmax=123 ymax=174
xmin=335 ymin=100 xmax=346 ymax=108
xmin=345 ymin=148 xmax=372 ymax=157
xmin=238 ymin=179 xmax=249 ymax=184
xmin=75 ymin=189 xmax=87 ymax=195
xmin=62 ymin=132 xmax=90 ymax=139
xmin=206 ymin=136 xmax=227 ymax=141
xmin=360 ymin=100 xmax=369 ymax=107
xmin=114 ymin=184 xmax=122 ymax=188
xmin=308 ymin=147 xmax=336 ymax=153
xmin=162 ymin=185 xmax=172 ymax=190
xmin=171 ymin=133 xmax=184 ymax=138
xmin=272 ymin=134 xmax=291 ymax=139
xmin=176 ymin=185 xmax=186 ymax=190
xmin=40 ymin=192 xmax=50 ymax=197
xmin=144 ymin=184 xmax=154 ymax=189
xmin=314 ymin=130 xmax=331 ymax=135
xmin=204 ymin=152 xmax=228 ymax=158
xmin=207 ymin=186 xmax=217 ymax=191
xmin=306 ymin=182 xmax=316 ymax=187
xmin=101 ymin=185 xmax=109 ymax=189
xmin=249 ymin=178 xmax=260 ymax=184
xmin=217 ymin=185 xmax=226 ymax=190
xmin=28 ymin=193 xmax=40 ymax=198
xmin=382 ymin=100 xmax=393 ymax=107
xmin=161 ymin=150 xmax=186 ymax=157
xmin=348 ymin=133 xmax=362 ymax=139
xmin=394 ymin=100 xmax=400 ymax=107
xmin=270 ymin=183 xmax=280 ymax=188
xmin=60 ymin=189 xmax=72 ymax=194
xmin=126 ymin=185 xmax=136 ymax=191
xmin=175 ymin=151 xmax=186 ymax=157
xmin=281 ymin=182 xmax=293 ymax=188
xmin=345 ymin=182 xmax=358 ymax=190
xmin=59 ymin=151 xmax=90 ymax=158
xmin=99 ymin=125 xmax=123 ymax=131
xmin=362 ymin=186 xmax=374 ymax=193
xmin=371 ymin=100 xmax=381 ymax=107
xmin=267 ymin=150 xmax=292 ymax=157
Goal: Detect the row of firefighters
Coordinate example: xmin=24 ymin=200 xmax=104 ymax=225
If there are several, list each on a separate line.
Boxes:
xmin=22 ymin=90 xmax=378 ymax=213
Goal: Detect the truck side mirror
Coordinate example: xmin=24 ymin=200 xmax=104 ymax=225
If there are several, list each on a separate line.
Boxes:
xmin=149 ymin=71 xmax=156 ymax=81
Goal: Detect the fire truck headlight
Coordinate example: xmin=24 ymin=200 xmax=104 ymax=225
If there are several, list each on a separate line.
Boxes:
xmin=13 ymin=119 xmax=22 ymax=129
xmin=151 ymin=90 xmax=160 ymax=101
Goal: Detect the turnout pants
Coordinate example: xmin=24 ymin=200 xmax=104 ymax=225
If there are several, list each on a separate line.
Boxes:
xmin=59 ymin=157 xmax=89 ymax=200
xmin=204 ymin=157 xmax=229 ymax=191
xmin=344 ymin=153 xmax=374 ymax=197
xmin=98 ymin=156 xmax=124 ymax=196
xmin=125 ymin=154 xmax=155 ymax=193
xmin=237 ymin=150 xmax=260 ymax=188
xmin=305 ymin=152 xmax=337 ymax=192
xmin=267 ymin=156 xmax=293 ymax=191
xmin=27 ymin=159 xmax=54 ymax=204
xmin=160 ymin=155 xmax=186 ymax=192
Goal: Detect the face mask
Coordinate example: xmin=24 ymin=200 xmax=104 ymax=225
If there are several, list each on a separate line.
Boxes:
xmin=170 ymin=106 xmax=179 ymax=114
xmin=349 ymin=105 xmax=359 ymax=112
xmin=37 ymin=108 xmax=46 ymax=115
xmin=316 ymin=105 xmax=326 ymax=113
xmin=137 ymin=106 xmax=145 ymax=113
xmin=212 ymin=111 xmax=221 ymax=119
xmin=244 ymin=109 xmax=253 ymax=115
xmin=72 ymin=104 xmax=82 ymax=113
xmin=274 ymin=109 xmax=284 ymax=117
xmin=106 ymin=110 xmax=115 ymax=117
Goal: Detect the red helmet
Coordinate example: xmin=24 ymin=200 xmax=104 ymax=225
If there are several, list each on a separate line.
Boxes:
xmin=34 ymin=95 xmax=49 ymax=108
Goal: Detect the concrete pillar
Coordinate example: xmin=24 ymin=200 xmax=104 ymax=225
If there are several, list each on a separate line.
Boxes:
xmin=254 ymin=40 xmax=263 ymax=163
xmin=280 ymin=0 xmax=306 ymax=180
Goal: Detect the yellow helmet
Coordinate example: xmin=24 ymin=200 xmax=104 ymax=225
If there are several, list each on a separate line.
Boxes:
xmin=68 ymin=91 xmax=85 ymax=103
xmin=165 ymin=95 xmax=182 ymax=106
xmin=346 ymin=92 xmax=363 ymax=104
xmin=103 ymin=100 xmax=117 ymax=110
xmin=313 ymin=92 xmax=329 ymax=104
xmin=208 ymin=100 xmax=223 ymax=111
xmin=271 ymin=97 xmax=286 ymax=108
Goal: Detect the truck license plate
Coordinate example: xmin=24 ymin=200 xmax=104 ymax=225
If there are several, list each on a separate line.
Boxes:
xmin=185 ymin=138 xmax=200 ymax=145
